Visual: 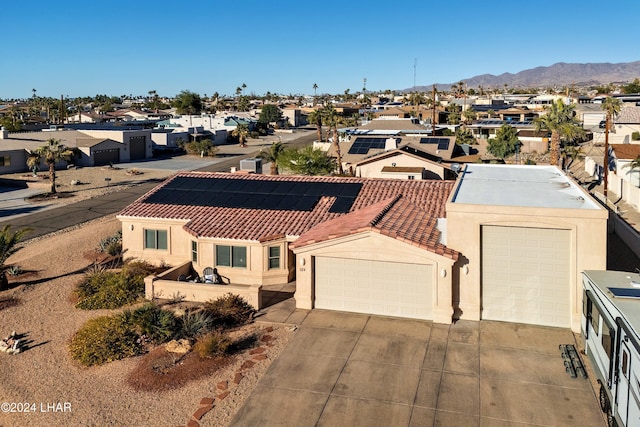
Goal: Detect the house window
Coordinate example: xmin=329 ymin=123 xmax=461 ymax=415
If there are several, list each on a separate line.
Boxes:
xmin=216 ymin=245 xmax=246 ymax=268
xmin=268 ymin=246 xmax=280 ymax=269
xmin=144 ymin=229 xmax=167 ymax=250
xmin=191 ymin=241 xmax=198 ymax=263
xmin=408 ymin=175 xmax=415 ymax=180
xmin=0 ymin=156 xmax=10 ymax=166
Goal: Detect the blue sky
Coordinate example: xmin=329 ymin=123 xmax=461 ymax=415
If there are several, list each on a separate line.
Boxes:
xmin=2 ymin=0 xmax=638 ymax=100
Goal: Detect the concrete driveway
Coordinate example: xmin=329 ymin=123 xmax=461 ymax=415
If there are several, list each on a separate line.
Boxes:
xmin=232 ymin=310 xmax=605 ymax=426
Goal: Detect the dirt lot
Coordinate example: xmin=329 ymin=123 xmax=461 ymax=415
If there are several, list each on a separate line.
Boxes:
xmin=0 ymin=216 xmax=293 ymax=426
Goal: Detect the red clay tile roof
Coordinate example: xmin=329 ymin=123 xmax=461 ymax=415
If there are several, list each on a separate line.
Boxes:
xmin=291 ymin=195 xmax=458 ymax=260
xmin=117 ymin=172 xmax=454 ymax=253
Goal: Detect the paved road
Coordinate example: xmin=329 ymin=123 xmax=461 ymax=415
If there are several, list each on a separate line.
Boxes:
xmin=0 ymin=132 xmax=316 ymax=239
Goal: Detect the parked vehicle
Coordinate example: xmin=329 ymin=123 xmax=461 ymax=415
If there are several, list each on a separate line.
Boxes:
xmin=582 ymin=270 xmax=640 ymax=427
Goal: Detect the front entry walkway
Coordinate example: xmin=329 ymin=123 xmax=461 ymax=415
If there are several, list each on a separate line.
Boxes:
xmin=233 ymin=310 xmax=605 ymax=426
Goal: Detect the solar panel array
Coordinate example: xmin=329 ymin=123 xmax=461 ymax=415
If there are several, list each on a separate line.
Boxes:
xmin=476 ymin=120 xmax=533 ymax=126
xmin=144 ymin=176 xmax=363 ymax=214
xmin=348 ymin=137 xmax=387 ymax=155
xmin=419 ymin=137 xmax=450 ymax=150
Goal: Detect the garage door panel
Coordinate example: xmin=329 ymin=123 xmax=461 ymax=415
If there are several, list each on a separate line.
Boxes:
xmin=482 ymin=226 xmax=570 ymax=328
xmin=315 ymin=257 xmax=433 ymax=320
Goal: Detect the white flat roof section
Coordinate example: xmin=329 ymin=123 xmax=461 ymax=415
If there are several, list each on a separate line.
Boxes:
xmin=451 ymin=164 xmax=601 ymax=210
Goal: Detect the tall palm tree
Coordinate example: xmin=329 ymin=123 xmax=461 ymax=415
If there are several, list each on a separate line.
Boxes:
xmin=26 ymin=138 xmax=77 ymax=193
xmin=307 ymin=109 xmax=323 ymax=143
xmin=533 ymin=99 xmax=585 ymax=167
xmin=601 ymin=97 xmax=622 ymax=197
xmin=258 ymin=141 xmax=285 ymax=175
xmin=313 ymin=83 xmax=318 ymax=105
xmin=0 ymin=225 xmax=31 ymax=290
xmin=322 ymin=103 xmax=344 ymax=175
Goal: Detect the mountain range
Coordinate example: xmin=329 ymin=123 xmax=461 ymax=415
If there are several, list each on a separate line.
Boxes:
xmin=409 ymin=61 xmax=640 ymax=92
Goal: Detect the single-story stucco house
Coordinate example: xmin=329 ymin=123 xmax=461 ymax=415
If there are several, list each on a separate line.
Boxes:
xmin=116 ymin=164 xmax=607 ymax=332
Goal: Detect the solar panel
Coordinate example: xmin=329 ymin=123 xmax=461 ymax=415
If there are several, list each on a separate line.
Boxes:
xmin=348 ymin=137 xmax=387 ymax=155
xmin=608 ymin=288 xmax=640 ymax=299
xmin=437 ymin=140 xmax=449 ymax=150
xmin=145 ymin=177 xmax=362 ymax=213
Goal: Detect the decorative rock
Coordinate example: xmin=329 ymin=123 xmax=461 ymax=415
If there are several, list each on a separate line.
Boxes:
xmin=217 ymin=391 xmax=230 ymax=400
xmin=199 ymin=397 xmax=214 ymax=405
xmin=193 ymin=404 xmax=213 ymax=420
xmin=216 ymin=381 xmax=228 ymax=391
xmin=233 ymin=372 xmax=243 ymax=384
xmin=260 ymin=334 xmax=273 ymax=343
xmin=265 ymin=326 xmax=274 ymax=332
xmin=253 ymin=354 xmax=268 ymax=361
xmin=165 ymin=339 xmax=192 ymax=354
xmin=249 ymin=347 xmax=266 ymax=354
xmin=240 ymin=360 xmax=255 ymax=370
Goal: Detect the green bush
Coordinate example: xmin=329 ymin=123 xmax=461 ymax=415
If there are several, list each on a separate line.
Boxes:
xmin=193 ymin=330 xmax=231 ymax=358
xmin=69 ymin=314 xmax=142 ymax=366
xmin=178 ymin=310 xmax=214 ymax=339
xmin=130 ymin=303 xmax=178 ymax=343
xmin=632 ymin=131 xmax=640 ymax=141
xmin=203 ymin=293 xmax=256 ymax=327
xmin=75 ymin=262 xmax=156 ymax=310
xmin=98 ymin=231 xmax=122 ymax=254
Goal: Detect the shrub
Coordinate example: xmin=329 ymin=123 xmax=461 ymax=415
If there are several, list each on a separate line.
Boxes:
xmin=193 ymin=330 xmax=231 ymax=358
xmin=97 ymin=231 xmax=122 ymax=254
xmin=69 ymin=314 xmax=142 ymax=366
xmin=633 ymin=131 xmax=640 ymax=141
xmin=203 ymin=293 xmax=256 ymax=328
xmin=6 ymin=265 xmax=23 ymax=276
xmin=130 ymin=303 xmax=178 ymax=344
xmin=178 ymin=310 xmax=214 ymax=339
xmin=75 ymin=263 xmax=149 ymax=310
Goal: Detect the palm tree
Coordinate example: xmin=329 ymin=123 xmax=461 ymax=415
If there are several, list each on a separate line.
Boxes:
xmin=232 ymin=124 xmax=249 ymax=147
xmin=533 ymin=99 xmax=585 ymax=167
xmin=307 ymin=109 xmax=323 ymax=143
xmin=258 ymin=141 xmax=285 ymax=175
xmin=322 ymin=103 xmax=344 ymax=175
xmin=602 ymin=97 xmax=622 ymax=198
xmin=0 ymin=225 xmax=31 ymax=290
xmin=313 ymin=83 xmax=318 ymax=105
xmin=26 ymin=138 xmax=77 ymax=193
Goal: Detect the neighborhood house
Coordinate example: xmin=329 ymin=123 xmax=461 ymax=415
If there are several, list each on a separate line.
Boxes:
xmin=117 ymin=164 xmax=607 ymax=332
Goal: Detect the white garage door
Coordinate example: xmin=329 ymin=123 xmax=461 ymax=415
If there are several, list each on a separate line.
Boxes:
xmin=482 ymin=226 xmax=570 ymax=328
xmin=315 ymin=257 xmax=433 ymax=320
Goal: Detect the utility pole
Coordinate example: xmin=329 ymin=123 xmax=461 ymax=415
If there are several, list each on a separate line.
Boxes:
xmin=604 ymin=112 xmax=610 ymax=199
xmin=432 ymin=85 xmax=437 ymax=135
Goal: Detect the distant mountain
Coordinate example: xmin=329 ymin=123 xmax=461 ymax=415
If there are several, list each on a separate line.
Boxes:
xmin=408 ymin=61 xmax=640 ymax=92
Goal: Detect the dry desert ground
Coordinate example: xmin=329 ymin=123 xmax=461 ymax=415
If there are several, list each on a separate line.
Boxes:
xmin=0 ymin=170 xmax=293 ymax=426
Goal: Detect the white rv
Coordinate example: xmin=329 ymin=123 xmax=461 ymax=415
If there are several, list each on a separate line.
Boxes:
xmin=582 ymin=270 xmax=640 ymax=427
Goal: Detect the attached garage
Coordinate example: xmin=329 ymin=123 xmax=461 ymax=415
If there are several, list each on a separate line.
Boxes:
xmin=314 ymin=256 xmax=434 ymax=320
xmin=93 ymin=148 xmax=120 ymax=166
xmin=481 ymin=225 xmax=571 ymax=328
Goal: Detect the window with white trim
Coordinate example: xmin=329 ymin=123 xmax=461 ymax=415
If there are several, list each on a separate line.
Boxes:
xmin=144 ymin=229 xmax=167 ymax=250
xmin=216 ymin=245 xmax=247 ymax=268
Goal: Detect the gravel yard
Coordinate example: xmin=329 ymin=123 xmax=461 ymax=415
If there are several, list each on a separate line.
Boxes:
xmin=0 ymin=215 xmax=293 ymax=426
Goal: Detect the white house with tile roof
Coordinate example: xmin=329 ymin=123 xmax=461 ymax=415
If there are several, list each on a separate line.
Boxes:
xmin=116 ymin=165 xmax=607 ymax=331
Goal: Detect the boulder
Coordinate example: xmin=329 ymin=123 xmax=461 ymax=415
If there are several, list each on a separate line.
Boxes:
xmin=165 ymin=339 xmax=192 ymax=354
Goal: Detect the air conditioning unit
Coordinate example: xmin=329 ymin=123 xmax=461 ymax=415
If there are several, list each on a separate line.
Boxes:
xmin=240 ymin=158 xmax=262 ymax=174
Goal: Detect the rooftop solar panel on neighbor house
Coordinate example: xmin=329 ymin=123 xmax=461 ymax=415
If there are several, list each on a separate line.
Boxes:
xmin=144 ymin=177 xmax=363 ymax=213
xmin=348 ymin=137 xmax=387 ymax=155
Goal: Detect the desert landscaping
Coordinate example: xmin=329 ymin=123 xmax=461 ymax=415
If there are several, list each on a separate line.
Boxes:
xmin=0 ymin=184 xmax=293 ymax=426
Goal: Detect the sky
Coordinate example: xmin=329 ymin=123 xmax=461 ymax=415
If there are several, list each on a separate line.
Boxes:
xmin=2 ymin=0 xmax=639 ymax=100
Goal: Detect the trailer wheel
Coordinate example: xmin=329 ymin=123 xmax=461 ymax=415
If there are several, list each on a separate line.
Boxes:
xmin=599 ymin=385 xmax=610 ymax=413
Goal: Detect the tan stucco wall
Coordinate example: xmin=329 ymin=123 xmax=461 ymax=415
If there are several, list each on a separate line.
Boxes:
xmin=292 ymin=231 xmax=456 ymax=324
xmin=357 ymin=153 xmax=445 ymax=179
xmin=118 ymin=217 xmax=293 ymax=285
xmin=446 ymin=202 xmax=608 ymax=333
